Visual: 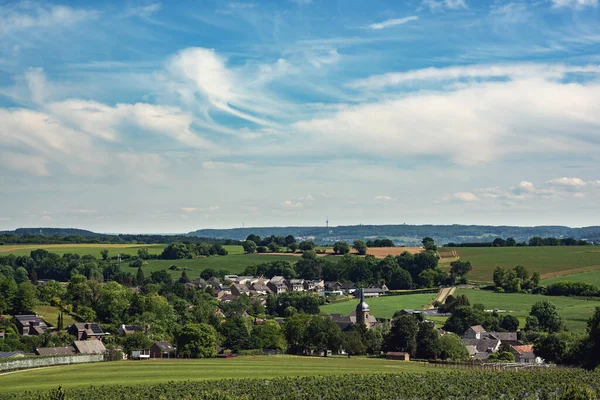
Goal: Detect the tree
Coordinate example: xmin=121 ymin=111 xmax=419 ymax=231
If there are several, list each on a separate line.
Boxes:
xmin=283 ymin=313 xmax=312 ymax=354
xmin=333 ymin=242 xmax=350 ymax=255
xmin=242 ymin=240 xmax=257 ymax=254
xmin=284 ymin=235 xmax=296 ymax=246
xmin=137 ymin=248 xmax=150 ymax=260
xmin=136 ymin=267 xmax=145 ymax=286
xmin=179 ymin=270 xmax=190 ymax=284
xmin=15 ymin=281 xmax=37 ymax=313
xmin=530 ymin=301 xmax=564 ymax=333
xmin=129 ymin=258 xmax=143 ymax=268
xmin=305 ymin=316 xmax=343 ymax=356
xmin=421 ymin=237 xmax=437 ymax=251
xmin=500 ymin=315 xmax=520 ymax=332
xmin=385 ymin=315 xmax=418 ymax=356
xmin=253 ymin=320 xmax=286 ymax=351
xmin=488 ymin=351 xmax=515 ymax=362
xmin=38 ymin=280 xmax=66 ymax=306
xmin=96 ymin=281 xmax=131 ymax=324
xmin=584 ymin=306 xmax=600 ymax=370
xmin=298 ymin=241 xmax=316 ymax=252
xmin=100 ymin=249 xmax=109 ymax=261
xmin=438 ymin=333 xmax=469 ymax=360
xmin=506 ymin=237 xmax=517 ymax=247
xmin=534 ymin=333 xmax=569 ymax=364
xmin=121 ymin=332 xmax=153 ymax=355
xmin=246 ymin=234 xmax=261 ymax=244
xmin=221 ymin=316 xmax=253 ymax=352
xmin=416 ymin=321 xmax=440 ymax=359
xmin=352 ymin=240 xmax=368 ymax=256
xmin=295 ymin=251 xmax=322 ymax=280
xmin=288 ymin=243 xmax=298 ymax=253
xmin=525 ymin=315 xmax=540 ymax=332
xmin=492 ymin=238 xmax=506 ymax=247
xmin=176 ymin=323 xmax=218 ymax=358
xmin=14 ymin=267 xmax=29 ymax=284
xmin=388 ymin=268 xmax=413 ymax=290
xmin=267 ymin=242 xmax=280 ymax=253
xmin=450 ymin=261 xmax=472 ymax=280
xmin=493 ymin=267 xmax=507 ymax=288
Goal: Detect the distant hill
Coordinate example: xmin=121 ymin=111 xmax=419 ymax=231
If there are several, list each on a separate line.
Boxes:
xmin=1 ymin=227 xmax=98 ymax=236
xmin=187 ymin=224 xmax=600 ymax=246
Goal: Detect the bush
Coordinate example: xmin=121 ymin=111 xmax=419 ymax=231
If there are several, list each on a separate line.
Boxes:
xmin=238 ymin=349 xmax=264 ymax=356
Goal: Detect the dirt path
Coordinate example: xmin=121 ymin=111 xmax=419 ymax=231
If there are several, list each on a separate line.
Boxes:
xmin=429 ymin=286 xmax=456 ymax=309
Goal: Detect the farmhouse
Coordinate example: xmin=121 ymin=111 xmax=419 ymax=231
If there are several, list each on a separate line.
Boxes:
xmin=150 ymin=341 xmax=175 ymax=358
xmin=353 ymin=288 xmax=384 ymax=298
xmin=73 ymin=340 xmax=106 ymax=355
xmin=231 ymin=283 xmax=251 ymax=296
xmin=461 ymin=325 xmax=519 ymax=360
xmin=287 ymin=279 xmax=305 ymax=292
xmin=14 ymin=315 xmax=49 ymax=336
xmin=35 ymin=346 xmax=76 ymax=356
xmin=118 ymin=324 xmax=143 ymax=336
xmin=250 ymin=282 xmax=272 ymax=295
xmin=303 ymin=280 xmax=324 ymax=292
xmin=510 ymin=345 xmax=544 ymax=364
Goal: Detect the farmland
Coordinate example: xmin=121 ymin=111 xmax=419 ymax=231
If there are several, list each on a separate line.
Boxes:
xmin=0 ymin=356 xmax=438 ymax=394
xmin=455 ymin=288 xmax=600 ymax=332
xmin=542 ymin=270 xmax=600 ymax=287
xmin=0 ymin=244 xmax=166 ymax=258
xmin=443 ymin=246 xmax=600 ymax=282
xmin=320 ymin=293 xmax=436 ymax=318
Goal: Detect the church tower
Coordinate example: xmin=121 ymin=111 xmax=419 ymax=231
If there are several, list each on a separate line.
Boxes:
xmin=355 ymin=289 xmax=371 ymax=327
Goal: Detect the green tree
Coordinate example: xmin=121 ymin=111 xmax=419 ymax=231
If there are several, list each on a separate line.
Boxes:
xmin=136 ymin=267 xmax=145 ymax=286
xmin=242 ymin=240 xmax=257 ymax=254
xmin=283 ymin=314 xmax=311 ymax=354
xmin=450 ymin=261 xmax=472 ymax=281
xmin=100 ymin=249 xmax=109 ymax=261
xmin=121 ymin=332 xmax=153 ymax=355
xmin=525 ymin=315 xmax=540 ymax=332
xmin=267 ymin=242 xmax=280 ymax=253
xmin=288 ymin=242 xmax=298 ymax=253
xmin=14 ymin=267 xmax=29 ymax=284
xmin=179 ymin=270 xmax=190 ymax=284
xmin=421 ymin=237 xmax=437 ymax=251
xmin=253 ymin=320 xmax=286 ymax=351
xmin=493 ymin=267 xmax=507 ymax=288
xmin=385 ymin=315 xmax=418 ymax=356
xmin=438 ymin=333 xmax=469 ymax=360
xmin=506 ymin=237 xmax=517 ymax=247
xmin=530 ymin=301 xmax=564 ymax=333
xmin=176 ymin=323 xmax=218 ymax=358
xmin=500 ymin=315 xmax=520 ymax=332
xmin=333 ymin=242 xmax=350 ymax=255
xmin=584 ymin=306 xmax=600 ymax=370
xmin=352 ymin=240 xmax=368 ymax=256
xmin=15 ymin=281 xmax=37 ymax=313
xmin=38 ymin=280 xmax=66 ymax=306
xmin=137 ymin=248 xmax=150 ymax=260
xmin=221 ymin=316 xmax=253 ymax=352
xmin=96 ymin=281 xmax=131 ymax=324
xmin=305 ymin=316 xmax=343 ymax=356
xmin=416 ymin=321 xmax=440 ymax=359
xmin=298 ymin=241 xmax=316 ymax=252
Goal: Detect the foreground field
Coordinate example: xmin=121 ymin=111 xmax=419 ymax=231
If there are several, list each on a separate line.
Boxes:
xmin=0 ymin=356 xmax=437 ymax=394
xmin=1 ymin=361 xmax=599 ymax=400
xmin=444 ymin=246 xmax=600 ymax=282
xmin=0 ymin=243 xmax=166 ymax=258
xmin=320 ymin=293 xmax=435 ymax=317
xmin=455 ymin=288 xmax=600 ymax=331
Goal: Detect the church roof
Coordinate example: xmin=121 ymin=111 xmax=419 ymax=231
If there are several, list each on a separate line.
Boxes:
xmin=355 ymin=289 xmax=370 ymax=312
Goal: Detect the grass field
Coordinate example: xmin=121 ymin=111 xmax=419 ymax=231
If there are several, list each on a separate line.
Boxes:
xmin=0 ymin=356 xmax=438 ymax=394
xmin=320 ymin=294 xmax=436 ymax=318
xmin=455 ymin=288 xmax=600 ymax=332
xmin=443 ymin=246 xmax=600 ymax=282
xmin=542 ymin=270 xmax=600 ymax=287
xmin=140 ymin=253 xmax=299 ymax=277
xmin=32 ymin=305 xmax=76 ymax=327
xmin=0 ymin=244 xmax=166 ymax=258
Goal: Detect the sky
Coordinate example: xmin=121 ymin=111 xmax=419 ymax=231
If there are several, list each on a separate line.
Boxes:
xmin=0 ymin=0 xmax=599 ymax=233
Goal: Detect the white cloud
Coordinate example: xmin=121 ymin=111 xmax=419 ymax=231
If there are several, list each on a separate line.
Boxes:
xmin=0 ymin=2 xmax=97 ymax=35
xmin=0 ymin=152 xmax=49 ymax=176
xmin=547 ymin=177 xmax=587 ymax=187
xmin=375 ymin=195 xmax=392 ymax=200
xmin=551 ymin=0 xmax=597 ymax=8
xmin=281 ymin=200 xmax=304 ymax=209
xmin=368 ymin=16 xmax=418 ymax=30
xmin=122 ymin=3 xmax=161 ymax=18
xmin=181 ymin=207 xmax=198 ymax=212
xmin=348 ymin=63 xmax=600 ymax=91
xmin=40 ymin=215 xmax=52 ymax=221
xmin=422 ymin=0 xmax=468 ymax=11
xmin=453 ymin=192 xmax=478 ymax=201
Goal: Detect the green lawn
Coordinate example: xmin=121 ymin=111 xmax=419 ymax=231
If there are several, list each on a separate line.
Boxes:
xmin=139 ymin=254 xmax=299 ymax=277
xmin=33 ymin=305 xmax=76 ymax=327
xmin=320 ymin=294 xmax=436 ymax=318
xmin=443 ymin=246 xmax=600 ymax=282
xmin=542 ymin=270 xmax=600 ymax=287
xmin=0 ymin=356 xmax=437 ymax=394
xmin=455 ymin=288 xmax=600 ymax=332
xmin=0 ymin=244 xmax=166 ymax=258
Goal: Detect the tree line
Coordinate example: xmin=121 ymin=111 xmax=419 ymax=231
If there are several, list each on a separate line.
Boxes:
xmin=446 ymin=237 xmax=589 ymax=247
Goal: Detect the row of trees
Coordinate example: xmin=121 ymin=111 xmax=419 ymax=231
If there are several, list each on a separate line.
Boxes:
xmin=446 ymin=237 xmax=588 ymax=247
xmin=492 ymin=266 xmax=540 ymax=293
xmin=160 ymin=242 xmax=228 ymax=259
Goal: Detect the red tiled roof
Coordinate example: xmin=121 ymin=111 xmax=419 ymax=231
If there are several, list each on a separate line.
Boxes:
xmin=511 ymin=345 xmax=534 ymax=355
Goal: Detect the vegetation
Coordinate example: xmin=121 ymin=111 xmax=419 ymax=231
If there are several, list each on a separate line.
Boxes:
xmin=320 ymin=294 xmax=436 ymax=318
xmin=1 ymin=365 xmax=600 ymax=399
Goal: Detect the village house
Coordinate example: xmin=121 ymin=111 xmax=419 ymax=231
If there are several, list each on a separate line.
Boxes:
xmin=287 ymin=279 xmax=305 ymax=292
xmin=14 ymin=315 xmax=49 ymax=336
xmin=268 ymin=277 xmax=288 ymax=294
xmin=118 ymin=324 xmax=143 ymax=336
xmin=207 ymin=277 xmax=223 ymax=290
xmin=250 ymin=282 xmax=272 ymax=295
xmin=461 ymin=325 xmax=520 ymax=360
xmin=35 ymin=346 xmax=75 ymax=356
xmin=231 ymin=283 xmax=251 ymax=297
xmin=73 ymin=340 xmax=106 ymax=355
xmin=340 ymin=282 xmax=358 ymax=294
xmin=150 ymin=341 xmax=175 ymax=358
xmin=510 ymin=344 xmax=544 ymax=364
xmin=67 ymin=323 xmax=106 ymax=341
xmin=303 ymin=279 xmax=324 ymax=292
xmin=353 ymin=288 xmax=384 ymax=298
xmin=386 ymin=351 xmax=410 ymax=361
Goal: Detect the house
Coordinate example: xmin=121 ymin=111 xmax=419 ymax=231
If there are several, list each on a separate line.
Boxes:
xmin=0 ymin=351 xmax=24 ymax=359
xmin=463 ymin=325 xmax=486 ymax=340
xmin=0 ymin=331 xmax=5 ymax=340
xmin=192 ymin=278 xmax=210 ymax=289
xmin=324 ymin=281 xmax=342 ymax=291
xmin=269 ymin=276 xmax=286 ymax=285
xmin=461 ymin=325 xmax=520 ymax=360
xmin=510 ymin=345 xmax=543 ymax=364
xmin=73 ymin=340 xmax=106 ymax=355
xmin=131 ymin=349 xmax=151 ymax=360
xmin=287 ymin=279 xmax=305 ymax=292
xmin=216 ymin=287 xmax=232 ymax=299
xmin=35 ymin=346 xmax=76 ymax=356
xmin=303 ymin=280 xmax=324 ymax=292
xmin=267 ymin=281 xmax=288 ymax=294
xmin=150 ymin=341 xmax=175 ymax=358
xmin=332 ymin=289 xmax=378 ymax=330
xmin=234 ymin=276 xmax=254 ymax=285
xmin=207 ymin=277 xmax=223 ymax=289
xmin=386 ymin=352 xmax=410 ymax=361
xmin=231 ymin=283 xmax=251 ymax=296
xmin=374 ymin=283 xmax=389 ymax=293
xmin=250 ymin=282 xmax=272 ymax=295
xmin=118 ymin=324 xmax=143 ymax=336
xmin=67 ymin=323 xmax=106 ymax=340
xmin=14 ymin=315 xmax=49 ymax=336
xmin=218 ymin=294 xmax=238 ymax=303
xmin=340 ymin=282 xmax=358 ymax=294
xmin=353 ymin=288 xmax=383 ymax=298
xmin=224 ymin=275 xmax=239 ymax=282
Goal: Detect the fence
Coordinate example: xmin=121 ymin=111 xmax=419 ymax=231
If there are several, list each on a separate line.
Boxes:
xmin=0 ymin=354 xmax=104 ymax=373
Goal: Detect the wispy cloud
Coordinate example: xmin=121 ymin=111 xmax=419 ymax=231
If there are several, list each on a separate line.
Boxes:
xmin=0 ymin=2 xmax=98 ymax=35
xmin=122 ymin=3 xmax=161 ymax=18
xmin=375 ymin=195 xmax=393 ymax=200
xmin=367 ymin=16 xmax=418 ymax=30
xmin=551 ymin=0 xmax=597 ymax=8
xmin=422 ymin=0 xmax=468 ymax=11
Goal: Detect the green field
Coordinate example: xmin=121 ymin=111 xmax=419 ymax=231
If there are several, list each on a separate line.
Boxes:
xmin=455 ymin=288 xmax=600 ymax=332
xmin=0 ymin=244 xmax=167 ymax=258
xmin=542 ymin=270 xmax=600 ymax=287
xmin=320 ymin=294 xmax=436 ymax=318
xmin=0 ymin=356 xmax=437 ymax=394
xmin=140 ymin=253 xmax=299 ymax=277
xmin=443 ymin=246 xmax=600 ymax=282
xmin=33 ymin=305 xmax=76 ymax=327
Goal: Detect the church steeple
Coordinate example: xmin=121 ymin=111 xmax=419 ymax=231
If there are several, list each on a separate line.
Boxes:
xmin=356 ymin=288 xmax=370 ymax=327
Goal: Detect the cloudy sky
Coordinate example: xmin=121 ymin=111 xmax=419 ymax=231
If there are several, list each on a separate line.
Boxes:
xmin=1 ymin=0 xmax=599 ymax=233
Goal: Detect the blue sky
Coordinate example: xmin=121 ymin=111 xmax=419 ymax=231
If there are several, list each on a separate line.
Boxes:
xmin=1 ymin=0 xmax=599 ymax=233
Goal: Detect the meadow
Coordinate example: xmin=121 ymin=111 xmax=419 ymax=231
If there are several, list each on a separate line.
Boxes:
xmin=455 ymin=288 xmax=600 ymax=332
xmin=542 ymin=270 xmax=600 ymax=287
xmin=320 ymin=293 xmax=436 ymax=318
xmin=0 ymin=356 xmax=437 ymax=394
xmin=32 ymin=305 xmax=76 ymax=327
xmin=0 ymin=243 xmax=166 ymax=258
xmin=443 ymin=246 xmax=600 ymax=282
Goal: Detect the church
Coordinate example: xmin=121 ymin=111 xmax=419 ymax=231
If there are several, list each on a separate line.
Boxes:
xmin=330 ymin=289 xmax=378 ymax=331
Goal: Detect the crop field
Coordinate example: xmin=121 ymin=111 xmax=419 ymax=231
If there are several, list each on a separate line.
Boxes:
xmin=0 ymin=356 xmax=438 ymax=394
xmin=320 ymin=293 xmax=435 ymax=318
xmin=442 ymin=246 xmax=600 ymax=282
xmin=455 ymin=288 xmax=600 ymax=332
xmin=0 ymin=244 xmax=166 ymax=258
xmin=140 ymin=254 xmax=299 ymax=277
xmin=542 ymin=270 xmax=600 ymax=287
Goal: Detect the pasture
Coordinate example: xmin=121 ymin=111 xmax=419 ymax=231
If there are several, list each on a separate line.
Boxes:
xmin=0 ymin=244 xmax=166 ymax=258
xmin=320 ymin=293 xmax=436 ymax=318
xmin=542 ymin=270 xmax=600 ymax=287
xmin=0 ymin=356 xmax=438 ymax=394
xmin=455 ymin=288 xmax=600 ymax=332
xmin=33 ymin=305 xmax=76 ymax=327
xmin=442 ymin=246 xmax=600 ymax=282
